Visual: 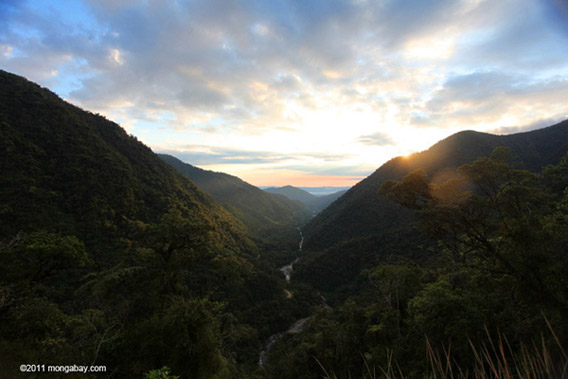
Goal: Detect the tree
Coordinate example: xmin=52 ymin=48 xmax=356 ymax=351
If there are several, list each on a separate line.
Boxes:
xmin=380 ymin=147 xmax=568 ymax=351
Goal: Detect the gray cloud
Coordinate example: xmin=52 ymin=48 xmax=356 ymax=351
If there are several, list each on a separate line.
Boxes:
xmin=0 ymin=1 xmax=481 ymax=113
xmin=488 ymin=117 xmax=568 ymax=135
xmin=426 ymin=71 xmax=516 ymax=112
xmin=423 ymin=71 xmax=568 ymax=127
xmin=357 ymin=131 xmax=394 ymax=146
xmin=158 ymin=147 xmax=286 ymax=165
xmin=2 ymin=0 xmax=568 ymax=140
xmin=449 ymin=0 xmax=568 ymax=70
xmin=158 ymin=146 xmax=353 ymax=166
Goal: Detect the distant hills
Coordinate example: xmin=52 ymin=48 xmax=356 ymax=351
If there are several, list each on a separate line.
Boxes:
xmin=158 ymin=154 xmax=311 ymax=245
xmin=264 ymin=185 xmax=348 ymax=213
xmin=297 ymin=186 xmax=351 ymax=196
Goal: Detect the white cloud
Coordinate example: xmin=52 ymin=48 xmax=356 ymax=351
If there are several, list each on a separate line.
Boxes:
xmin=2 ymin=0 xmax=568 ymax=184
xmin=0 ymin=44 xmax=13 ymax=57
xmin=108 ymin=48 xmax=123 ymax=65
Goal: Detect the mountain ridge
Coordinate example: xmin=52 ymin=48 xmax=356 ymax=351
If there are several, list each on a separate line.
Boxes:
xmin=303 ymin=120 xmax=568 ymax=252
xmin=294 ymin=121 xmax=568 ymax=297
xmin=0 ymin=69 xmax=253 ymax=261
xmin=0 ymin=69 xmax=318 ymax=378
xmin=264 ymin=185 xmax=348 ymax=213
xmin=158 ymin=153 xmax=310 ymax=245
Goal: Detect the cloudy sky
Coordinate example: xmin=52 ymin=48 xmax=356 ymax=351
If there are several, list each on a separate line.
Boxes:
xmin=2 ymin=0 xmax=568 ymax=186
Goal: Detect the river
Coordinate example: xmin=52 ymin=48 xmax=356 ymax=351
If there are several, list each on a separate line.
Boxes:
xmin=259 ymin=228 xmax=312 ymax=368
xmin=258 ymin=317 xmax=311 ymax=367
xmin=279 ymin=227 xmax=304 ymax=282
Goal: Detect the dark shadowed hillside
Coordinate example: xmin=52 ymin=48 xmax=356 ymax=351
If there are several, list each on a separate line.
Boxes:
xmin=311 ymin=189 xmax=348 ymax=210
xmin=158 ymin=154 xmax=310 ymax=245
xmin=0 ymin=70 xmax=254 ymax=262
xmin=0 ymin=70 xmax=314 ymax=378
xmin=295 ymin=122 xmax=568 ymax=297
xmin=267 ymin=143 xmax=568 ymax=378
xmin=303 ymin=121 xmax=568 ymax=251
xmin=265 ymin=185 xmax=317 ymax=204
xmin=264 ymin=185 xmax=348 ymax=213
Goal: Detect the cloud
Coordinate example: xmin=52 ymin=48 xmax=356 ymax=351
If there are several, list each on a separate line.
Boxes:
xmin=5 ymin=1 xmax=567 ymax=126
xmin=2 ymin=0 xmax=568 ymax=184
xmin=487 ymin=117 xmax=568 ymax=135
xmin=545 ymin=0 xmax=568 ymax=35
xmin=157 ymin=145 xmax=353 ymax=166
xmin=158 ymin=147 xmax=287 ymax=165
xmin=281 ymin=164 xmax=372 ymax=177
xmin=356 ymin=131 xmax=394 ymax=146
xmin=423 ymin=71 xmax=568 ymax=127
xmin=0 ymin=0 xmax=491 ymax=130
xmin=446 ymin=0 xmax=568 ymax=71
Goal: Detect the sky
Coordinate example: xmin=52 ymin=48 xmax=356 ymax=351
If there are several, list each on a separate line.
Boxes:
xmin=1 ymin=0 xmax=568 ymax=187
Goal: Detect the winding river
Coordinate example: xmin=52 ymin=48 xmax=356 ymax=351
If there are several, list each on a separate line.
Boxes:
xmin=258 ymin=228 xmax=308 ymax=368
xmin=279 ymin=227 xmax=304 ymax=282
xmin=258 ymin=317 xmax=310 ymax=367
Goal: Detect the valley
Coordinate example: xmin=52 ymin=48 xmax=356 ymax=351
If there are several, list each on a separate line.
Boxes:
xmin=1 ymin=70 xmax=567 ymax=378
xmin=279 ymin=228 xmax=304 ymax=282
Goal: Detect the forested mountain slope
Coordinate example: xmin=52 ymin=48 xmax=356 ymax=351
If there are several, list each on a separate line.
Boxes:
xmin=264 ymin=185 xmax=317 ymax=205
xmin=0 ymin=70 xmax=253 ymax=262
xmin=304 ymin=121 xmax=568 ymax=251
xmin=264 ymin=185 xmax=348 ymax=213
xmin=159 ymin=154 xmax=310 ymax=244
xmin=309 ymin=189 xmax=348 ymax=212
xmin=267 ymin=145 xmax=568 ymax=377
xmin=0 ymin=70 xmax=310 ymax=378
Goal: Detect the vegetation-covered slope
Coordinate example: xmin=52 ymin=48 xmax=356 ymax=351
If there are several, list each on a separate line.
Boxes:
xmin=159 ymin=154 xmax=310 ymax=245
xmin=304 ymin=122 xmax=568 ymax=251
xmin=310 ymin=189 xmax=348 ymax=212
xmin=267 ymin=146 xmax=568 ymax=379
xmin=265 ymin=185 xmax=317 ymax=205
xmin=264 ymin=185 xmax=348 ymax=213
xmin=2 ymin=68 xmax=566 ymax=378
xmin=295 ymin=122 xmax=568 ymax=298
xmin=0 ymin=70 xmax=253 ymax=262
xmin=0 ymin=70 xmax=312 ymax=378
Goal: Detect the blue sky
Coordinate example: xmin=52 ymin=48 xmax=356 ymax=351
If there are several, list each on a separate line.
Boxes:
xmin=2 ymin=0 xmax=568 ymax=186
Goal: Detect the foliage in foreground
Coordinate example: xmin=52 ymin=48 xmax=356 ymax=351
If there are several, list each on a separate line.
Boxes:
xmin=0 ymin=208 xmax=315 ymax=378
xmin=316 ymin=322 xmax=568 ymax=378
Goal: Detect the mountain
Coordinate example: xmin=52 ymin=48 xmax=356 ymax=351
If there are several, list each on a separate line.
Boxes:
xmin=298 ymin=186 xmax=351 ymax=196
xmin=304 ymin=121 xmax=568 ymax=251
xmin=266 ymin=129 xmax=568 ymax=379
xmin=0 ymin=70 xmax=313 ymax=377
xmin=0 ymin=70 xmax=252 ymax=261
xmin=297 ymin=121 xmax=568 ymax=294
xmin=310 ymin=189 xmax=348 ymax=211
xmin=264 ymin=185 xmax=348 ymax=213
xmin=265 ymin=185 xmax=317 ymax=205
xmin=158 ymin=154 xmax=310 ymax=245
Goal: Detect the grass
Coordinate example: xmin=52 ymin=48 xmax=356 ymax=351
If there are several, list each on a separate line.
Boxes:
xmin=316 ymin=316 xmax=568 ymax=379
xmin=425 ymin=325 xmax=567 ymax=379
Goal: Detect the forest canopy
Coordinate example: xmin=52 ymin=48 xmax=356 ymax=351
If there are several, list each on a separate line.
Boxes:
xmin=265 ymin=147 xmax=568 ymax=377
